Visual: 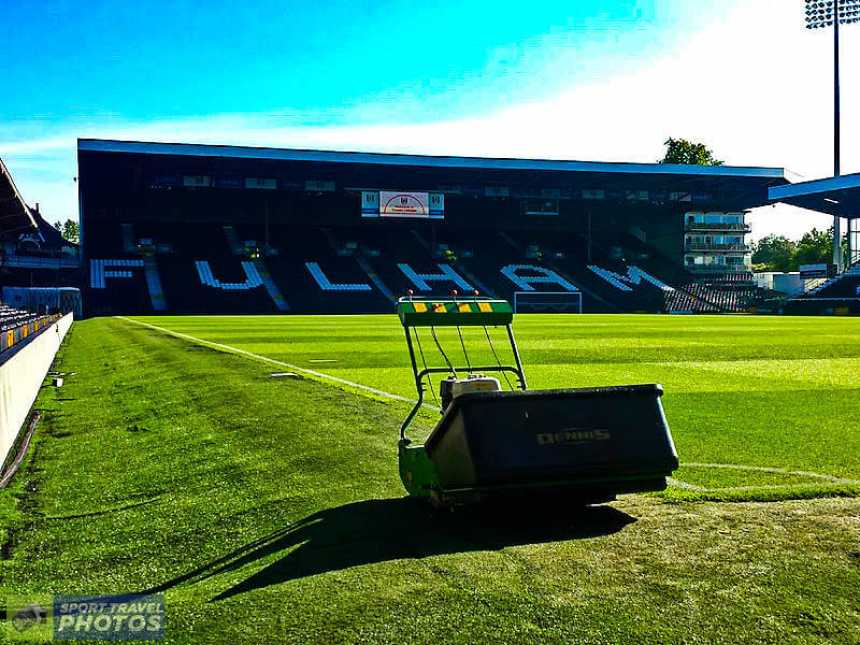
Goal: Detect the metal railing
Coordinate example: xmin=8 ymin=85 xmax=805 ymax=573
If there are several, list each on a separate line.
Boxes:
xmin=684 ymin=222 xmax=751 ymax=232
xmin=687 ymin=265 xmax=751 ymax=273
xmin=685 ymin=243 xmax=751 ymax=252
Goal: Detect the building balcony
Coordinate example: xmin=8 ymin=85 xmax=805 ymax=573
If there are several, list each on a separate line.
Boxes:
xmin=0 ymin=252 xmax=81 ymax=270
xmin=685 ymin=242 xmax=751 ymax=253
xmin=684 ymin=222 xmax=751 ymax=232
xmin=687 ymin=264 xmax=751 ymax=274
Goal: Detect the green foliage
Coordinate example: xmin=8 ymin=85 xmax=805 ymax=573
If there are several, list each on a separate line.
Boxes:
xmin=795 ymin=227 xmax=834 ymax=267
xmin=659 ymin=137 xmax=723 ymax=166
xmin=753 ymin=227 xmax=850 ymax=271
xmin=1 ymin=316 xmax=858 ymax=644
xmin=53 ymin=218 xmax=79 ymax=244
xmin=752 ymin=234 xmax=797 ymax=272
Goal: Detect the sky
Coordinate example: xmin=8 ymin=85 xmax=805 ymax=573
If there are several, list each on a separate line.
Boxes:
xmin=1 ymin=0 xmax=858 ymax=240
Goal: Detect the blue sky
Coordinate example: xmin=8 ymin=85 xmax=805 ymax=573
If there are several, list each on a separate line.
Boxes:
xmin=1 ymin=0 xmax=857 ymax=237
xmin=2 ymin=1 xmax=721 ymax=127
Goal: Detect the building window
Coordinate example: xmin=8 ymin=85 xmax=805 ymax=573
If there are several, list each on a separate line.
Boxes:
xmin=182 ymin=175 xmax=211 ymax=188
xmin=245 ymin=177 xmax=277 ymax=190
xmin=522 ymin=199 xmax=559 ymax=216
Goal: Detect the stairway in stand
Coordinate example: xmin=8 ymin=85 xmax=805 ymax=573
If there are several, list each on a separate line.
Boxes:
xmin=143 ymin=256 xmax=168 ymax=312
xmin=253 ymin=260 xmax=289 ymax=312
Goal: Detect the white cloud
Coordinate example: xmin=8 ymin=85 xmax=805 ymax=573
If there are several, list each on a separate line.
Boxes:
xmin=1 ymin=0 xmax=856 ymax=239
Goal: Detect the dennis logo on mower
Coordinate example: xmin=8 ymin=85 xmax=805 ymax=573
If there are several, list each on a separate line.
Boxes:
xmin=536 ymin=429 xmax=611 ymax=445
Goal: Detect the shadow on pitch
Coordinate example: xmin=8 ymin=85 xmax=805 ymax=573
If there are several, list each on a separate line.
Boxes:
xmin=144 ymin=497 xmax=634 ymax=601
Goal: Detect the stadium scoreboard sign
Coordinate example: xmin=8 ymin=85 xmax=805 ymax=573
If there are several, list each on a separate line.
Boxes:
xmin=362 ymin=191 xmax=444 ymax=219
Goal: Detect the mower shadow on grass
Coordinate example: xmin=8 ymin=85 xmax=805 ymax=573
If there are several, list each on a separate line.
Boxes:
xmin=145 ymin=498 xmax=635 ymax=601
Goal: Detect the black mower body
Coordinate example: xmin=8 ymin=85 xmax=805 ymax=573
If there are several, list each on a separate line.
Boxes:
xmin=424 ymin=384 xmax=678 ymax=499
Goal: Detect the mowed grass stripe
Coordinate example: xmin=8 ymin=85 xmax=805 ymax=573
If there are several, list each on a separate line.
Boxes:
xmin=132 ymin=314 xmax=860 ymax=381
xmin=118 ymin=316 xmax=423 ymax=407
xmin=129 ymin=314 xmax=860 ymax=499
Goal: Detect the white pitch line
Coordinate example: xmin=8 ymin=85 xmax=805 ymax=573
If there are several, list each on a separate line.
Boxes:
xmin=667 ymin=477 xmax=706 ymax=492
xmin=116 ymin=316 xmax=435 ymax=409
xmin=683 ymin=462 xmax=860 ymax=485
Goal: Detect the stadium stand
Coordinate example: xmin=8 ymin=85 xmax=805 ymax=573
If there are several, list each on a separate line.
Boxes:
xmin=77 ymin=140 xmax=790 ymax=317
xmin=667 ymin=271 xmax=765 ymax=313
xmin=783 ymin=261 xmax=860 ymax=314
xmin=1 ymin=157 xmax=81 ymax=293
xmin=803 ymin=262 xmax=860 ymax=299
xmin=0 ymin=158 xmax=38 ymax=237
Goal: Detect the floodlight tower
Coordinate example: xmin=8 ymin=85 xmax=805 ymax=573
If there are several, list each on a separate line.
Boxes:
xmin=805 ymin=0 xmax=860 ymax=270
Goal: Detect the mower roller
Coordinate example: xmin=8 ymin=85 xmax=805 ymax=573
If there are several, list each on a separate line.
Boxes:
xmin=397 ymin=294 xmax=678 ymax=507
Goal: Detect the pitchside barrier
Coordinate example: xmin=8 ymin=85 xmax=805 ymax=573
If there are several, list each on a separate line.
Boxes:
xmin=0 ymin=313 xmax=73 ymax=473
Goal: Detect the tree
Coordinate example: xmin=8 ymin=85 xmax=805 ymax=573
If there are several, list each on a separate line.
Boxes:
xmin=793 ymin=227 xmax=847 ymax=268
xmin=752 ymin=235 xmax=796 ymax=272
xmin=659 ymin=138 xmax=723 ymax=166
xmin=794 ymin=227 xmax=832 ymax=268
xmin=751 ymin=227 xmax=849 ymax=272
xmin=54 ymin=219 xmax=79 ymax=244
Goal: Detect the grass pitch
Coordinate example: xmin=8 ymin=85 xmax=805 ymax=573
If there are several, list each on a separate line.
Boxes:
xmin=128 ymin=314 xmax=860 ymax=501
xmin=1 ymin=314 xmax=858 ymax=643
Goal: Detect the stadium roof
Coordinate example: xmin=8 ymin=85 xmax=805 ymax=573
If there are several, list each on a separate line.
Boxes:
xmin=79 ymin=139 xmax=794 ymax=208
xmin=0 ymin=157 xmax=38 ymax=236
xmin=768 ymin=173 xmax=860 ymax=219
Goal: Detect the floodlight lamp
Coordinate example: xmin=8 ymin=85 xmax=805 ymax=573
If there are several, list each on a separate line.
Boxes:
xmin=805 ymin=0 xmax=860 ymax=29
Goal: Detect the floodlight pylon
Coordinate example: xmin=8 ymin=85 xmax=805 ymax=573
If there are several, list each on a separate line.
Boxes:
xmin=804 ymin=0 xmax=859 ymax=269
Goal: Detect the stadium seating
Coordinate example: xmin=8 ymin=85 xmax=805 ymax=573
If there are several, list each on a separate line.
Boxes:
xmin=667 ymin=282 xmax=760 ymax=313
xmin=0 ymin=302 xmax=36 ymax=330
xmin=804 ymin=263 xmax=860 ymax=299
xmin=82 ymin=220 xmax=768 ymax=316
xmin=265 ymin=228 xmax=392 ymax=314
xmin=0 ymin=301 xmax=64 ymax=356
xmin=85 ymin=256 xmax=157 ymax=316
xmin=782 ymin=262 xmax=860 ymax=314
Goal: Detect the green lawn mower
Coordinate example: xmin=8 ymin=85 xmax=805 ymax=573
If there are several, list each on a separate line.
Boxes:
xmin=397 ymin=294 xmax=679 ymax=507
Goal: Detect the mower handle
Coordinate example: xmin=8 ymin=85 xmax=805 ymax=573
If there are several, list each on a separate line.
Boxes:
xmin=415 ymin=365 xmax=525 ymax=382
xmin=399 ymin=318 xmax=528 ymax=440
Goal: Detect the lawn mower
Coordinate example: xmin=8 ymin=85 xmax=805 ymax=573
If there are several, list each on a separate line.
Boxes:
xmin=397 ymin=293 xmax=678 ymax=507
